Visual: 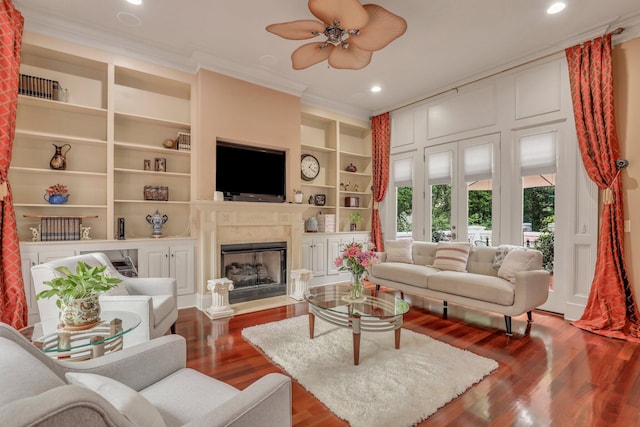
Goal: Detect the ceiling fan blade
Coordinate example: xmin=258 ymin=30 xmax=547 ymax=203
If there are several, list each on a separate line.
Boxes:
xmin=266 ymin=20 xmax=326 ymax=40
xmin=348 ymin=4 xmax=407 ymax=51
xmin=328 ymin=45 xmax=372 ymax=70
xmin=309 ymin=0 xmax=369 ymax=29
xmin=292 ymin=42 xmax=334 ymax=70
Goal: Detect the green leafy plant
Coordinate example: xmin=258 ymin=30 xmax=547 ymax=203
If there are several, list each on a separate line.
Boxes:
xmin=36 ymin=262 xmax=122 ymax=309
xmin=349 ymin=213 xmax=362 ymax=224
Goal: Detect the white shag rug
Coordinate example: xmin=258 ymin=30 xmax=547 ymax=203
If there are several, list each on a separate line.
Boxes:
xmin=242 ymin=315 xmax=498 ymax=427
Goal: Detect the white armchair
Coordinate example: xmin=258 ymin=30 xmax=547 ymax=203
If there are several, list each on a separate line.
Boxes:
xmin=31 ymin=252 xmax=178 ymax=346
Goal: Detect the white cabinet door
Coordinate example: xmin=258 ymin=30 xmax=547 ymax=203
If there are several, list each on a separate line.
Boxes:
xmin=139 ymin=246 xmax=170 ymax=278
xmin=302 ymin=236 xmax=326 ymax=277
xmin=327 ymin=237 xmax=342 ymax=276
xmin=169 ymin=243 xmax=195 ymax=295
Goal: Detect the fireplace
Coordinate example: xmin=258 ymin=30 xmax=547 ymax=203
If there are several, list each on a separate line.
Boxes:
xmin=221 ymin=241 xmax=287 ymax=304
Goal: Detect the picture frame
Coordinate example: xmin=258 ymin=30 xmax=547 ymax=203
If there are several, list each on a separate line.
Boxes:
xmin=314 ymin=194 xmax=326 ymax=206
xmin=154 ymin=157 xmax=166 ymax=172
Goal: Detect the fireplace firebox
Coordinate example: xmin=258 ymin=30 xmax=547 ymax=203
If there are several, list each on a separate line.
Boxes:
xmin=220 ymin=241 xmax=287 ymax=304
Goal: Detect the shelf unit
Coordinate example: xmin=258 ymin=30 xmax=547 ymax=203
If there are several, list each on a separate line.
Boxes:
xmin=10 ymin=35 xmax=194 ymax=242
xmin=300 ymin=107 xmax=372 ymax=232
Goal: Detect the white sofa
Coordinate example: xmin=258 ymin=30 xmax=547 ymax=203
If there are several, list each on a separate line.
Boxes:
xmin=368 ymin=241 xmax=550 ymax=335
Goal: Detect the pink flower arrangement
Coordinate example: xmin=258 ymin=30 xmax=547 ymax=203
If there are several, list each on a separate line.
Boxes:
xmin=45 ymin=183 xmax=68 ymax=196
xmin=334 ymin=241 xmax=379 ymax=278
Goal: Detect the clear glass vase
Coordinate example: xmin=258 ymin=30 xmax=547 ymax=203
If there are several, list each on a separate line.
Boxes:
xmin=349 ymin=272 xmax=365 ymax=299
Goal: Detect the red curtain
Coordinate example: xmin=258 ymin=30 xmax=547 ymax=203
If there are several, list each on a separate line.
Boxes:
xmin=566 ymin=34 xmax=640 ymax=341
xmin=0 ymin=0 xmax=26 ymax=329
xmin=370 ymin=113 xmax=390 ymax=252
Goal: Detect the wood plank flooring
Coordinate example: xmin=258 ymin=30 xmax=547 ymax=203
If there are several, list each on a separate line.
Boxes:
xmin=177 ymin=287 xmax=640 ymax=426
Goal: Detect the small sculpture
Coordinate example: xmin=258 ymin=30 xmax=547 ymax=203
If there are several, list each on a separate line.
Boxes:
xmin=146 ymin=210 xmax=168 ymax=238
xmin=30 ymin=227 xmax=39 ymax=242
xmin=80 ymin=225 xmax=92 ymax=240
xmin=354 ymin=183 xmax=360 ymax=192
xmin=346 ymin=163 xmax=357 ymax=172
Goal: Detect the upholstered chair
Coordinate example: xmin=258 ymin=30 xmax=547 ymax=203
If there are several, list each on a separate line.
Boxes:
xmin=0 ymin=322 xmax=292 ymax=427
xmin=31 ymin=252 xmax=178 ymax=346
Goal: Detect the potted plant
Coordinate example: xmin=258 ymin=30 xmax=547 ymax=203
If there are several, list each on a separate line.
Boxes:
xmin=43 ymin=183 xmax=70 ymax=205
xmin=36 ymin=261 xmax=122 ymax=329
xmin=349 ymin=212 xmax=362 ymax=231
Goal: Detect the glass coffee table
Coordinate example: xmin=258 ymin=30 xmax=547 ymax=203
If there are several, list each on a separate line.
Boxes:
xmin=305 ymin=285 xmax=410 ymax=365
xmin=30 ymin=311 xmax=141 ymax=361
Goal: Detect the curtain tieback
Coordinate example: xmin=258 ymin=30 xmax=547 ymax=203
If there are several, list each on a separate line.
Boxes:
xmin=0 ymin=181 xmax=7 ymax=201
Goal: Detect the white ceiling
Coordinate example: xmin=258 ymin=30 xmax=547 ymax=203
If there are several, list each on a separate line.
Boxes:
xmin=14 ymin=0 xmax=640 ymax=120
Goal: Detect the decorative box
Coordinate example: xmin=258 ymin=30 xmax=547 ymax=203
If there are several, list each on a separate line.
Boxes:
xmin=144 ymin=185 xmax=169 ymax=201
xmin=345 ymin=197 xmax=360 ymax=207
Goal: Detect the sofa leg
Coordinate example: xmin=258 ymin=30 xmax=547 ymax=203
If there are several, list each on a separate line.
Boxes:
xmin=527 ymin=311 xmax=533 ymax=323
xmin=170 ymin=322 xmax=176 ymax=334
xmin=504 ymin=316 xmax=513 ymax=336
xmin=443 ymin=301 xmax=448 ymax=314
xmin=375 ymin=284 xmax=381 ymax=292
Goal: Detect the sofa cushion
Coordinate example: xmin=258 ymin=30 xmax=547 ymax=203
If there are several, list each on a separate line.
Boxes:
xmin=66 ymin=372 xmax=166 ymax=427
xmin=412 ymin=241 xmax=437 ymax=266
xmin=498 ymin=249 xmax=539 ymax=283
xmin=0 ymin=338 xmax=66 ymax=407
xmin=140 ymin=368 xmax=239 ymax=427
xmin=428 ymin=271 xmax=515 ymax=306
xmin=491 ymin=245 xmax=519 ymax=270
xmin=370 ymin=263 xmax=439 ymax=289
xmin=432 ymin=242 xmax=472 ymax=272
xmin=385 ymin=238 xmax=413 ymax=263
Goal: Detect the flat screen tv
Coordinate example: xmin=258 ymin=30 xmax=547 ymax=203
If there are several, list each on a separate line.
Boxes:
xmin=216 ymin=141 xmax=287 ymax=203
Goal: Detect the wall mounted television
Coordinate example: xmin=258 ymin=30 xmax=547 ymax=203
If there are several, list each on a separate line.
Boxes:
xmin=216 ymin=140 xmax=287 ymax=203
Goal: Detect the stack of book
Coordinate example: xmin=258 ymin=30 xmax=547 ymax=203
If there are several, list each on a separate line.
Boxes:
xmin=40 ymin=217 xmax=81 ymax=241
xmin=19 ymin=74 xmax=60 ymax=100
xmin=317 ymin=213 xmax=336 ymax=233
xmin=176 ymin=132 xmax=191 ymax=152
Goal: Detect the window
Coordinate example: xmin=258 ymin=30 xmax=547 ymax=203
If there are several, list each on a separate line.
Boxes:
xmin=393 ymin=157 xmax=413 ymax=238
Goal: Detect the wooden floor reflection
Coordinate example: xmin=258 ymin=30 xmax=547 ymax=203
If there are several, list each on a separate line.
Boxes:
xmin=178 ymin=286 xmax=640 ymax=426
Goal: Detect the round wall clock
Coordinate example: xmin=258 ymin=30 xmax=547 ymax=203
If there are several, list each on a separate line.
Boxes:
xmin=301 ymin=154 xmax=320 ymax=181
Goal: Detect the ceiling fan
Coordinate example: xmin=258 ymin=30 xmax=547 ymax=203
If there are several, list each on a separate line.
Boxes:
xmin=266 ymin=0 xmax=407 ymax=70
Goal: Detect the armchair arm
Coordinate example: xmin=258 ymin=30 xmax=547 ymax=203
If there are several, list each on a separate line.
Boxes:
xmin=57 ymin=334 xmax=187 ymax=391
xmin=0 ymin=385 xmax=134 ymax=427
xmin=184 ymin=373 xmax=292 ymax=427
xmin=511 ymin=270 xmax=551 ymax=315
xmin=99 ymin=295 xmax=154 ymax=345
xmin=123 ymin=277 xmax=177 ymax=299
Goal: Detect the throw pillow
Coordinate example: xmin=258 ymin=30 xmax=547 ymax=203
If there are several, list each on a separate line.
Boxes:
xmin=385 ymin=239 xmax=413 ymax=264
xmin=432 ymin=242 xmax=472 ymax=272
xmin=497 ymin=249 xmax=537 ymax=284
xmin=65 ymin=372 xmax=166 ymax=427
xmin=492 ymin=245 xmax=519 ymax=270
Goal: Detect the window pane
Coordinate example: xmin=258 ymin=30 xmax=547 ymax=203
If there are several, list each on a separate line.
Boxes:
xmin=396 ymin=186 xmax=412 ymax=238
xmin=431 ymin=184 xmax=451 ymax=242
xmin=522 ymin=174 xmax=555 ymax=275
xmin=467 ymin=180 xmax=492 ymax=246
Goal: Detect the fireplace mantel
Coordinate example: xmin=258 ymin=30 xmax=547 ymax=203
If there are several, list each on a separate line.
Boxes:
xmin=192 ymin=201 xmax=308 ymax=311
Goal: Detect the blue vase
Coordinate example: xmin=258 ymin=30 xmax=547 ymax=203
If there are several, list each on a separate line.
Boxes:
xmin=44 ymin=193 xmax=69 ymax=204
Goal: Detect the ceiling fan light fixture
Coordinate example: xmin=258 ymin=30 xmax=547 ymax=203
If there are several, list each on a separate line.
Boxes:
xmin=266 ymin=0 xmax=406 ymax=70
xmin=547 ymin=2 xmax=566 ymax=14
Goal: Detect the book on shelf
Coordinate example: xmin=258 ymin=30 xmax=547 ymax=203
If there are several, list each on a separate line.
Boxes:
xmin=40 ymin=217 xmax=81 ymax=241
xmin=176 ymin=132 xmax=191 ymax=152
xmin=19 ymin=73 xmax=60 ymax=100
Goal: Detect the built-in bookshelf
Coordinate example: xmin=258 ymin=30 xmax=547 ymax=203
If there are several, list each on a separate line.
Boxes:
xmin=300 ymin=106 xmax=372 ymax=233
xmin=10 ymin=33 xmax=194 ymax=242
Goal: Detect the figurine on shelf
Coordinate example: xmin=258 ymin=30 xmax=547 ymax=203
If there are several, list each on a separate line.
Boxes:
xmin=146 ymin=210 xmax=168 ymax=238
xmin=80 ymin=225 xmax=92 ymax=240
xmin=354 ymin=183 xmax=360 ymax=192
xmin=343 ymin=182 xmax=350 ymax=191
xmin=340 ymin=182 xmax=345 ymax=191
xmin=30 ymin=227 xmax=40 ymax=242
xmin=346 ymin=163 xmax=357 ymax=172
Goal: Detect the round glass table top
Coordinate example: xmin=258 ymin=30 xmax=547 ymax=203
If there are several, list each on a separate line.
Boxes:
xmin=304 ymin=285 xmax=410 ymax=318
xmin=31 ymin=311 xmax=141 ymax=353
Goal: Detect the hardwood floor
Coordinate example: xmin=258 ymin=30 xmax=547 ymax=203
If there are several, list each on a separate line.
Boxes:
xmin=177 ymin=287 xmax=640 ymax=426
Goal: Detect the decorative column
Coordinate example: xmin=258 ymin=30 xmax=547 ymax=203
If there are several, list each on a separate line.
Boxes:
xmin=290 ymin=269 xmax=313 ymax=301
xmin=206 ymin=278 xmax=235 ymax=319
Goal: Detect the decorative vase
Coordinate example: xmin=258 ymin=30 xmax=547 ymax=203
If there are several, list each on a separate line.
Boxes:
xmin=349 ymin=272 xmax=365 ymax=299
xmin=49 ymin=143 xmax=71 ymax=170
xmin=59 ymin=294 xmax=101 ymax=329
xmin=44 ymin=193 xmax=70 ymax=204
xmin=146 ymin=210 xmax=168 ymax=237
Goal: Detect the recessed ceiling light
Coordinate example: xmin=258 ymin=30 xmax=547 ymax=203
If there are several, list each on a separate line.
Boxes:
xmin=371 ymin=86 xmax=382 ymax=93
xmin=547 ymin=2 xmax=566 ymax=14
xmin=127 ymin=0 xmax=142 ymax=5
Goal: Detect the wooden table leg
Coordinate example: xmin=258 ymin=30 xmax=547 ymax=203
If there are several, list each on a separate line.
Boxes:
xmin=395 ymin=328 xmax=401 ymax=349
xmin=352 ymin=315 xmax=361 ymax=365
xmin=308 ymin=312 xmax=315 ymax=339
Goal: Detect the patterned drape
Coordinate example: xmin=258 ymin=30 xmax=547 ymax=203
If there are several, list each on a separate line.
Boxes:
xmin=566 ymin=34 xmax=640 ymax=341
xmin=370 ymin=113 xmax=390 ymax=252
xmin=0 ymin=0 xmax=26 ymax=329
